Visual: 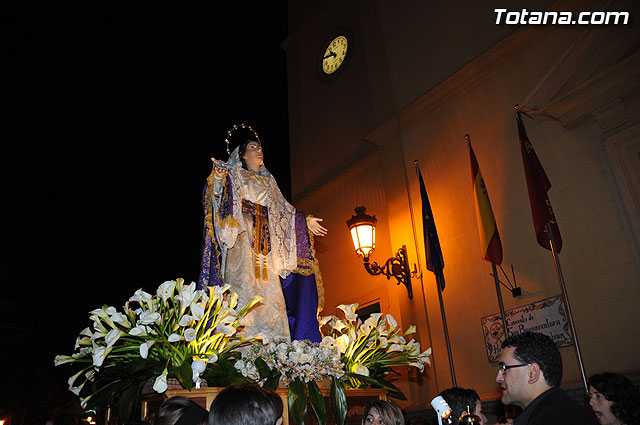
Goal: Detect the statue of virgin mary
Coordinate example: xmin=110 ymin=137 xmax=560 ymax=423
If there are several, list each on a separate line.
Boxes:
xmin=197 ymin=125 xmax=327 ymax=343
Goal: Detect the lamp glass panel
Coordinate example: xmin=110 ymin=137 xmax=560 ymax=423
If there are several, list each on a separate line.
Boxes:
xmin=351 ymin=224 xmax=375 ymax=256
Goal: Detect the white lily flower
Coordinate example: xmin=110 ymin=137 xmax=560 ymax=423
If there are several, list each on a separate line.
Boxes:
xmin=55 ymin=355 xmax=76 ymax=366
xmin=404 ymin=325 xmax=417 ymax=335
xmin=228 ymin=292 xmax=238 ymax=309
xmin=208 ymin=353 xmax=219 ymax=363
xmin=379 ymin=336 xmax=388 ymax=349
xmin=179 ymin=315 xmax=194 ymax=327
xmin=184 ymin=328 xmax=197 ymax=342
xmin=354 ymin=364 xmax=370 ymax=376
xmin=69 ymin=381 xmax=86 ymax=396
xmin=90 ymin=316 xmax=108 ymax=334
xmin=92 ymin=346 xmax=112 ymax=367
xmin=255 ymin=333 xmax=270 ymax=344
xmin=105 ymin=329 xmax=122 ymax=348
xmin=211 ymin=284 xmax=232 ymax=299
xmin=319 ymin=316 xmax=333 ymax=326
xmin=388 ymin=344 xmax=404 ymax=352
xmin=385 ymin=314 xmax=398 ymax=329
xmin=335 ymin=334 xmax=350 ymax=354
xmin=138 ymin=310 xmax=161 ymax=325
xmin=168 ymin=333 xmax=183 ymax=342
xmin=110 ymin=312 xmax=131 ymax=328
xmin=129 ymin=288 xmax=153 ymax=304
xmin=156 ymin=280 xmax=177 ymax=301
xmin=139 ymin=340 xmax=155 ymax=358
xmin=68 ymin=368 xmax=85 ymax=388
xmin=153 ymin=372 xmax=168 ymax=393
xmin=105 ymin=306 xmax=118 ymax=316
xmin=332 ymin=320 xmax=348 ymax=332
xmin=190 ymin=303 xmax=205 ymax=321
xmin=176 ymin=282 xmax=198 ymax=308
xmin=129 ymin=326 xmax=148 ymax=336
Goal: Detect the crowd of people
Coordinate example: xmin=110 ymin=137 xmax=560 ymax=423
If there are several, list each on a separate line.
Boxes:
xmin=148 ymin=331 xmax=638 ymax=425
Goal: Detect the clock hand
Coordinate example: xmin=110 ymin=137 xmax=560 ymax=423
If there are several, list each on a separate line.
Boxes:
xmin=323 ymin=51 xmax=336 ymax=60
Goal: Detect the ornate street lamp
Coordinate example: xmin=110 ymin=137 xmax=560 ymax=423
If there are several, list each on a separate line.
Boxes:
xmin=346 ymin=206 xmax=413 ymax=299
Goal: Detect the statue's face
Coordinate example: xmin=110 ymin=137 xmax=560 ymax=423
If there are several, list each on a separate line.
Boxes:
xmin=242 ymin=141 xmax=263 ymax=172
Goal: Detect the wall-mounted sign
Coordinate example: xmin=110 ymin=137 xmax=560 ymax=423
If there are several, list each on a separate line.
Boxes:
xmin=481 ymin=295 xmax=574 ymax=362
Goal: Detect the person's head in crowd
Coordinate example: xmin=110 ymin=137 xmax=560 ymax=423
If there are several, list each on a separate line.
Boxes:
xmin=438 ymin=387 xmax=488 ymax=425
xmin=588 ymin=372 xmax=640 ymax=425
xmin=208 ymin=384 xmax=283 ymax=425
xmin=495 ymin=331 xmax=562 ymax=409
xmin=361 ymin=400 xmax=404 ymax=425
xmin=154 ymin=396 xmax=208 ymax=425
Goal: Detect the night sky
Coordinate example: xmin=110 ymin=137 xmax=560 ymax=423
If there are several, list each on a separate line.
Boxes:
xmin=1 ymin=1 xmax=290 ymax=416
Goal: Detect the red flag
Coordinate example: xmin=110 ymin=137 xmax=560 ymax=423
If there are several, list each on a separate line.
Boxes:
xmin=468 ymin=140 xmax=503 ymax=264
xmin=516 ymin=109 xmax=562 ymax=252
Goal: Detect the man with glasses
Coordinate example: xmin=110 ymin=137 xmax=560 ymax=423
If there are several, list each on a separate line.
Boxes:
xmin=496 ymin=331 xmax=598 ymax=425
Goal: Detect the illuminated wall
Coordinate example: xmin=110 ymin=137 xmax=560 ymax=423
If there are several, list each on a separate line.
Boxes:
xmin=285 ymin=0 xmax=640 ymax=408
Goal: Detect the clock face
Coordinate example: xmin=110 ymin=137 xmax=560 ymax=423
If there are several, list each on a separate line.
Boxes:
xmin=322 ymin=35 xmax=348 ymax=75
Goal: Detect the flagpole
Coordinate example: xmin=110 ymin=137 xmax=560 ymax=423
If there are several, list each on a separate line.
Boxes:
xmin=546 ymin=222 xmax=589 ymax=396
xmin=435 ymin=272 xmax=457 ymax=387
xmin=465 ymin=134 xmax=509 ymax=338
xmin=492 ymin=262 xmax=510 ymax=339
xmin=414 ymin=161 xmax=457 ymax=387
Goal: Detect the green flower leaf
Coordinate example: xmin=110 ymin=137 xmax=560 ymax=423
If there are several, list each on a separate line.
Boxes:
xmin=330 ymin=377 xmax=347 ymax=425
xmin=255 ymin=356 xmax=272 ymax=379
xmin=171 ymin=361 xmax=193 ymax=391
xmin=308 ymin=380 xmax=327 ymax=425
xmin=118 ymin=382 xmax=141 ymax=423
xmin=288 ymin=378 xmax=308 ymax=425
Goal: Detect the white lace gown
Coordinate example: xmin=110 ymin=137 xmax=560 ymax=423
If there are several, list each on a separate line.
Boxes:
xmin=211 ymin=148 xmax=298 ymax=342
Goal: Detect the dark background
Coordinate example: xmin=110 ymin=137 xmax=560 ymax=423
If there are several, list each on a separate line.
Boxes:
xmin=1 ymin=1 xmax=291 ymax=419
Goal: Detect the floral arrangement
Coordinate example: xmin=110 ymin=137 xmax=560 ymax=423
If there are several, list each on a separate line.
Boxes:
xmin=56 ymin=281 xmax=431 ymax=425
xmin=234 ymin=303 xmax=431 ymax=425
xmin=55 ymin=279 xmax=260 ymax=421
xmin=320 ymin=303 xmax=432 ymax=396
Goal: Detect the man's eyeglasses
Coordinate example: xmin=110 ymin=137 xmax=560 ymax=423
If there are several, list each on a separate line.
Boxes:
xmin=498 ymin=363 xmax=530 ymax=373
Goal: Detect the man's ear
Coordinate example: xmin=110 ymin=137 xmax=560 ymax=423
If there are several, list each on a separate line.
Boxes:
xmin=528 ymin=363 xmax=542 ymax=384
xmin=276 ymin=416 xmax=283 ymax=425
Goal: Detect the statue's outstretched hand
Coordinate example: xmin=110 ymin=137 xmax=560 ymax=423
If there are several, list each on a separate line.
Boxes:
xmin=211 ymin=157 xmax=228 ymax=178
xmin=308 ymin=217 xmax=328 ymax=237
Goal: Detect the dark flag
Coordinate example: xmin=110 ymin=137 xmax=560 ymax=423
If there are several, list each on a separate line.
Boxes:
xmin=416 ymin=164 xmax=445 ymax=290
xmin=516 ymin=108 xmax=563 ymax=252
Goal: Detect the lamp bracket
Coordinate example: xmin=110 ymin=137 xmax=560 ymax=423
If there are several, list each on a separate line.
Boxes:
xmin=363 ymin=245 xmax=413 ymax=299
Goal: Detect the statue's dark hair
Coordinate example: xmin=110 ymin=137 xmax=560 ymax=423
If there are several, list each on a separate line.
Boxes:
xmin=501 ymin=331 xmax=563 ymax=387
xmin=208 ymin=384 xmax=283 ymax=425
xmin=589 ymin=372 xmax=640 ymax=425
xmin=438 ymin=387 xmax=481 ymax=421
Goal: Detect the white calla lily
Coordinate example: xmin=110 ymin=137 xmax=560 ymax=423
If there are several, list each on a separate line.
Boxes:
xmin=156 ymin=280 xmax=176 ymax=301
xmin=138 ymin=310 xmax=161 ymax=325
xmin=168 ymin=333 xmax=183 ymax=342
xmin=105 ymin=329 xmax=122 ymax=348
xmin=55 ymin=355 xmax=76 ymax=366
xmin=153 ymin=372 xmax=168 ymax=393
xmin=184 ymin=328 xmax=197 ymax=342
xmin=92 ymin=346 xmax=112 ymax=367
xmin=139 ymin=340 xmax=155 ymax=358
xmin=179 ymin=315 xmax=194 ymax=327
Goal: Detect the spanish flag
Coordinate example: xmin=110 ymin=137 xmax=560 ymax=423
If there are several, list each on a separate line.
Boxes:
xmin=468 ymin=138 xmax=503 ymax=265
